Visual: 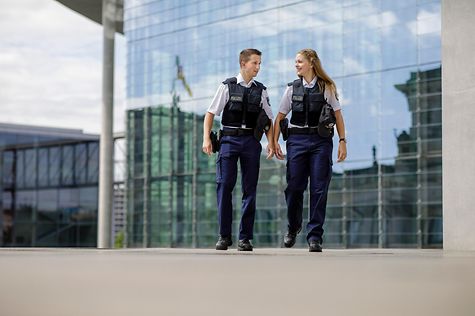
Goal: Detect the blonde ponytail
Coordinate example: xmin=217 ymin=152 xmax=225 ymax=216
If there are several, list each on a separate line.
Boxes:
xmin=297 ymin=48 xmax=338 ymax=99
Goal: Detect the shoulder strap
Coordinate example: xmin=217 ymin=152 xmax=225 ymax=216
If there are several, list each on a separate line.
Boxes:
xmin=292 ymin=78 xmax=304 ymax=95
xmin=222 ymin=77 xmax=237 ymax=85
xmin=292 ymin=78 xmax=301 ymax=88
xmin=254 ymin=80 xmax=266 ymax=90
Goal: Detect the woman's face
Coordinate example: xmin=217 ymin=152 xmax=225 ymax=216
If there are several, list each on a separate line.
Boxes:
xmin=295 ymin=54 xmax=313 ymax=78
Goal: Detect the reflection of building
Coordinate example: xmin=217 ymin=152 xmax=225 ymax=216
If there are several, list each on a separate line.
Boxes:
xmin=125 ymin=1 xmax=442 ymax=248
xmin=126 ymin=74 xmax=442 ymax=249
xmin=126 ymin=106 xmax=285 ymax=248
xmin=127 ymin=106 xmax=215 ymax=247
xmin=328 ymin=148 xmax=395 ymax=248
xmin=127 ymin=87 xmax=443 ymax=248
xmin=0 ymin=123 xmax=99 ymax=246
xmin=393 ymin=67 xmax=442 ymax=247
xmin=326 ymin=67 xmax=442 ymax=248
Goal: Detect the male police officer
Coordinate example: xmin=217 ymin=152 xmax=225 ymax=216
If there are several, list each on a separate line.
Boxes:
xmin=202 ymin=48 xmax=274 ymax=251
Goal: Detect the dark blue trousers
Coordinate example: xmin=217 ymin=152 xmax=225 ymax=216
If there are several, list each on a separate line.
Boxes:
xmin=216 ymin=135 xmax=261 ymax=240
xmin=285 ymin=133 xmax=333 ymax=243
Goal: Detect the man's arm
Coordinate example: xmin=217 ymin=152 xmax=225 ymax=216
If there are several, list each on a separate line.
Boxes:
xmin=202 ymin=112 xmax=215 ymax=156
xmin=261 ymin=89 xmax=275 ymax=159
xmin=202 ymin=83 xmax=228 ymax=156
xmin=264 ymin=119 xmax=274 ymax=159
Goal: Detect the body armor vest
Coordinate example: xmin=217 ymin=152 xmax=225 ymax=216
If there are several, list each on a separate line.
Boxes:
xmin=289 ymin=78 xmax=327 ymax=127
xmin=221 ymin=77 xmax=265 ymax=129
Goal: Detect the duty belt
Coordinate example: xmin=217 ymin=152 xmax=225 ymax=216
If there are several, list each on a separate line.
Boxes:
xmin=221 ymin=128 xmax=254 ymax=136
xmin=288 ymin=127 xmax=319 ymax=135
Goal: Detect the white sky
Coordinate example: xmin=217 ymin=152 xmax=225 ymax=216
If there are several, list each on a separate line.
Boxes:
xmin=0 ymin=0 xmax=126 ymax=134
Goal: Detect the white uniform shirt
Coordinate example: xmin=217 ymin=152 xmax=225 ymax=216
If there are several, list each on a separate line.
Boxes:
xmin=278 ymin=77 xmax=341 ymax=128
xmin=207 ymin=73 xmax=274 ymax=128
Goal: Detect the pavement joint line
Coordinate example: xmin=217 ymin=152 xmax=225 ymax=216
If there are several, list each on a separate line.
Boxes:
xmin=1 ymin=247 xmax=471 ymax=259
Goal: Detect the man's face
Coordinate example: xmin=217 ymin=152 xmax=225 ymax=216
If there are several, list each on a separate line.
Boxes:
xmin=242 ymin=54 xmax=261 ymax=78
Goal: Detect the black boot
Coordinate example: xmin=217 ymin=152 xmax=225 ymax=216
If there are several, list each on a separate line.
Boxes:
xmin=308 ymin=240 xmax=323 ymax=252
xmin=237 ymin=239 xmax=253 ymax=251
xmin=215 ymin=236 xmax=233 ymax=250
xmin=283 ymin=228 xmax=300 ymax=248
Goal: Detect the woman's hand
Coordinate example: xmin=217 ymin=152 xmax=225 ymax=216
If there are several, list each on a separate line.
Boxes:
xmin=275 ymin=142 xmax=285 ymax=160
xmin=337 ymin=141 xmax=347 ymax=162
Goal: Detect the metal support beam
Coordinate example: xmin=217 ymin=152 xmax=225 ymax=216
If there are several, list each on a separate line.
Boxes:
xmin=54 ymin=0 xmax=124 ymax=34
xmin=98 ymin=0 xmax=116 ymax=248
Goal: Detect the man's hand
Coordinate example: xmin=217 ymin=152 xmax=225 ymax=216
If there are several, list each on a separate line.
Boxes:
xmin=274 ymin=143 xmax=285 ymax=160
xmin=266 ymin=142 xmax=275 ymax=159
xmin=202 ymin=137 xmax=212 ymax=156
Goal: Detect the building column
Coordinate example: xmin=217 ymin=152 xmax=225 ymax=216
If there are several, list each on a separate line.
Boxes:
xmin=442 ymin=0 xmax=475 ymax=250
xmin=98 ymin=0 xmax=116 ymax=248
xmin=0 ymin=151 xmax=3 ymax=246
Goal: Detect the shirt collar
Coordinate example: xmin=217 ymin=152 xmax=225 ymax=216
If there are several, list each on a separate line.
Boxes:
xmin=236 ymin=73 xmax=255 ymax=87
xmin=302 ymin=76 xmax=317 ymax=88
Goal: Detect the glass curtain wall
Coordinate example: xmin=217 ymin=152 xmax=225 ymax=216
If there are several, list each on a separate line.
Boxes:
xmin=1 ymin=141 xmax=99 ymax=247
xmin=125 ymin=0 xmax=441 ymax=248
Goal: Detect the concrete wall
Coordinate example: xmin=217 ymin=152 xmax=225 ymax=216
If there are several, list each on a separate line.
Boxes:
xmin=442 ymin=0 xmax=475 ymax=250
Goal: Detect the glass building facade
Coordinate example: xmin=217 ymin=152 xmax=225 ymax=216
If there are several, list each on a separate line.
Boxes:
xmin=0 ymin=124 xmax=99 ymax=247
xmin=124 ymin=0 xmax=442 ymax=248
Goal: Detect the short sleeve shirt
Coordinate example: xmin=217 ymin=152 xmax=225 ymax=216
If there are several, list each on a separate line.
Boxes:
xmin=207 ymin=73 xmax=274 ymax=128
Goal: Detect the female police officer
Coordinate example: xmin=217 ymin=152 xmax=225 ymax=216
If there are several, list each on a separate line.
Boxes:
xmin=273 ymin=48 xmax=347 ymax=252
xmin=202 ymin=48 xmax=274 ymax=251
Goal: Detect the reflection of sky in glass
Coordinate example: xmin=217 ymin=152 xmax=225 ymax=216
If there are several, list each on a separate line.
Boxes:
xmin=125 ymin=0 xmax=441 ymax=170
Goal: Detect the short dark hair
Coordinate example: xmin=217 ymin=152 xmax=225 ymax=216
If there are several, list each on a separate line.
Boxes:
xmin=239 ymin=48 xmax=262 ymax=65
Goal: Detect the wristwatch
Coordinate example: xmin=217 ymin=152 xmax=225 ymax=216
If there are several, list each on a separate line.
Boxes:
xmin=339 ymin=138 xmax=347 ymax=143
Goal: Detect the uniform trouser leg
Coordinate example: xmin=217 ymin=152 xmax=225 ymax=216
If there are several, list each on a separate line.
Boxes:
xmin=306 ymin=139 xmax=333 ymax=243
xmin=238 ymin=136 xmax=261 ymax=240
xmin=216 ymin=136 xmax=239 ymax=237
xmin=284 ymin=135 xmax=309 ymax=234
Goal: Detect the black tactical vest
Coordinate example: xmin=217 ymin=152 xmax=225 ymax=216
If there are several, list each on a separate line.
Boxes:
xmin=221 ymin=77 xmax=265 ymax=129
xmin=289 ymin=78 xmax=327 ymax=127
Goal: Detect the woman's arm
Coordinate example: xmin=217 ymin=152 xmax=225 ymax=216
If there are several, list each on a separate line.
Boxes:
xmin=335 ymin=110 xmax=347 ymax=162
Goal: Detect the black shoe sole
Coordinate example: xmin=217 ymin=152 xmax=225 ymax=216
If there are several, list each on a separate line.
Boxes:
xmin=284 ymin=241 xmax=295 ymax=248
xmin=237 ymin=247 xmax=253 ymax=251
xmin=283 ymin=236 xmax=297 ymax=248
xmin=309 ymin=248 xmax=322 ymax=252
xmin=216 ymin=245 xmax=228 ymax=250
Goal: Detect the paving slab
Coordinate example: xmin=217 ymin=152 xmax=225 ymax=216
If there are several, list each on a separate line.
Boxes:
xmin=0 ymin=248 xmax=474 ymax=316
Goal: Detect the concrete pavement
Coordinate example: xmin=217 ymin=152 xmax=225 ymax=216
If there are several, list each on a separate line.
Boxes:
xmin=1 ymin=248 xmax=474 ymax=316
